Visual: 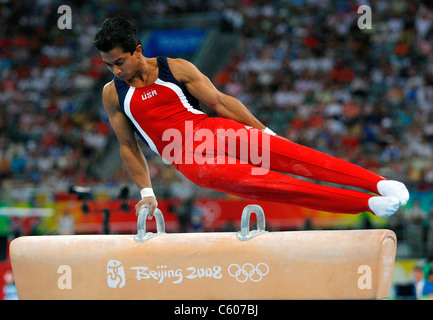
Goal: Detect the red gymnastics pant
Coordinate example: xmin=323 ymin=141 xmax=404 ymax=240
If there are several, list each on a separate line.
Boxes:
xmin=174 ymin=117 xmax=384 ymax=214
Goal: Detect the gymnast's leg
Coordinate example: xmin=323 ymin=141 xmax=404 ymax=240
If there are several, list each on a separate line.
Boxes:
xmin=210 ymin=118 xmax=409 ymax=206
xmin=176 ymin=159 xmax=400 ymax=217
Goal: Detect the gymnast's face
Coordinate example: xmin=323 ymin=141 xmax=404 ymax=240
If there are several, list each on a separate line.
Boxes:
xmin=100 ymin=45 xmax=142 ymax=82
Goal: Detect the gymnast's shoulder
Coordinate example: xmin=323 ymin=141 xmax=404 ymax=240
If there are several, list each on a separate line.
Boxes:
xmin=101 ymin=80 xmax=120 ymax=111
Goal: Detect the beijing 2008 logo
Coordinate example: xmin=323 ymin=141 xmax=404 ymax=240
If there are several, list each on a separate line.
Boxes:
xmin=227 ymin=263 xmax=269 ymax=282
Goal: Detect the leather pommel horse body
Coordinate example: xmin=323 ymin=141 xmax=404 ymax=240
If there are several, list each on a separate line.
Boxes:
xmin=10 ymin=205 xmax=397 ymax=300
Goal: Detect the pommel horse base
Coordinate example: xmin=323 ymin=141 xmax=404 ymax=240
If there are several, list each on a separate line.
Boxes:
xmin=9 ymin=205 xmax=397 ymax=300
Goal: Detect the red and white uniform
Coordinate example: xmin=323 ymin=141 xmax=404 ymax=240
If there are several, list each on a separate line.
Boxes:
xmin=115 ymin=56 xmax=384 ymax=215
xmin=114 ymin=56 xmax=208 ymax=157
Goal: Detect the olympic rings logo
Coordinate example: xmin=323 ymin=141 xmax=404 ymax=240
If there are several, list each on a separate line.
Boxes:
xmin=227 ymin=263 xmax=269 ymax=283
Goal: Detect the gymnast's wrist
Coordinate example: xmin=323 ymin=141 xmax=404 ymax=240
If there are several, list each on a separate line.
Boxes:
xmin=140 ymin=187 xmax=155 ymax=199
xmin=263 ymin=127 xmax=276 ymax=136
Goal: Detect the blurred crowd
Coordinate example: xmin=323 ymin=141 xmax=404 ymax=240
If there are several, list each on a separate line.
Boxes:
xmin=215 ymin=0 xmax=433 ymax=193
xmin=1 ymin=0 xmax=433 ymax=197
xmin=0 ymin=0 xmax=112 ymax=191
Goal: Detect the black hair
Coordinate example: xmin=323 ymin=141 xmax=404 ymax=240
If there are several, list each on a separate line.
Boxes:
xmin=93 ymin=17 xmax=141 ymax=54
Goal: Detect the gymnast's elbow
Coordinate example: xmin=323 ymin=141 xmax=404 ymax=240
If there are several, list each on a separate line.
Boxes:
xmin=208 ymin=94 xmax=232 ymax=117
xmin=119 ymin=141 xmax=142 ymax=159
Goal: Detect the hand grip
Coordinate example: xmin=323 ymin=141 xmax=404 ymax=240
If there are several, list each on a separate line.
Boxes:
xmin=237 ymin=204 xmax=267 ymax=241
xmin=134 ymin=206 xmax=165 ymax=243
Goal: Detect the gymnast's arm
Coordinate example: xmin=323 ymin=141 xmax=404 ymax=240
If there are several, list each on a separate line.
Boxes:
xmin=102 ymin=81 xmax=158 ymax=218
xmin=169 ymin=58 xmax=267 ymax=131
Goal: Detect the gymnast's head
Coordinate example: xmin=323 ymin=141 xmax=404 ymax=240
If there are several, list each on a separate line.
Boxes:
xmin=93 ymin=17 xmax=143 ymax=81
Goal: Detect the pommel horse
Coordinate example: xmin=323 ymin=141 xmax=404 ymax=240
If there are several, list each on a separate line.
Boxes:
xmin=9 ymin=205 xmax=396 ymax=299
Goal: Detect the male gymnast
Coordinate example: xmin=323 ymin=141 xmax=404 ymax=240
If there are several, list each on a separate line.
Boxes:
xmin=93 ymin=18 xmax=409 ymax=219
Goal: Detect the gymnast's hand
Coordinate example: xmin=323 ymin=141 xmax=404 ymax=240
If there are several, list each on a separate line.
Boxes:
xmin=135 ymin=196 xmax=158 ymax=219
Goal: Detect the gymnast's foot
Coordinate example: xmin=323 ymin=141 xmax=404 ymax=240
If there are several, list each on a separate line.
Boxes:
xmin=377 ymin=180 xmax=409 ymax=206
xmin=368 ymin=196 xmax=400 ymax=218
